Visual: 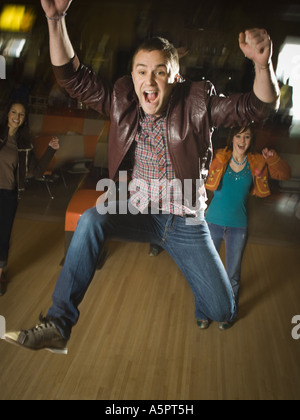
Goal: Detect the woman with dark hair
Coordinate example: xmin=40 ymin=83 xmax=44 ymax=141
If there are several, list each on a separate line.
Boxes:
xmin=0 ymin=100 xmax=59 ymax=296
xmin=204 ymin=125 xmax=291 ymax=330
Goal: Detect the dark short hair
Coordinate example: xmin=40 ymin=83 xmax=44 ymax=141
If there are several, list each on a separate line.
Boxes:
xmin=227 ymin=125 xmax=256 ymax=154
xmin=132 ymin=37 xmax=179 ymax=76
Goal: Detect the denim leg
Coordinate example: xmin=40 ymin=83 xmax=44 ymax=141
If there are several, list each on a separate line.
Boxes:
xmin=208 ymin=223 xmax=248 ymax=318
xmin=47 ymin=202 xmax=165 ymax=338
xmin=224 ymin=227 xmax=248 ymax=309
xmin=207 ymin=223 xmax=225 ymax=253
xmin=48 ymin=203 xmax=235 ymax=338
xmin=164 ymin=218 xmax=235 ymax=322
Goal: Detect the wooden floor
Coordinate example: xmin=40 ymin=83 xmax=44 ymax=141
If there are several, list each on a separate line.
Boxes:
xmin=0 ymin=217 xmax=300 ymax=400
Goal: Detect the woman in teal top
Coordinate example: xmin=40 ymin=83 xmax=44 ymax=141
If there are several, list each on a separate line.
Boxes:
xmin=206 ymin=127 xmax=254 ymax=331
xmin=206 ymin=159 xmax=253 ymax=229
xmin=204 ymin=125 xmax=291 ymax=330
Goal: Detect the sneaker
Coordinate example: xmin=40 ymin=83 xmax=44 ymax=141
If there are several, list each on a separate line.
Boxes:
xmin=218 ymin=321 xmax=234 ymax=331
xmin=149 ymin=245 xmax=164 ymax=257
xmin=197 ymin=320 xmax=210 ymax=330
xmin=5 ymin=315 xmax=68 ymax=355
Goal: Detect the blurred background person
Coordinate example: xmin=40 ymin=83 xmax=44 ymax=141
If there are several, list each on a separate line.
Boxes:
xmin=0 ymin=100 xmax=60 ymax=296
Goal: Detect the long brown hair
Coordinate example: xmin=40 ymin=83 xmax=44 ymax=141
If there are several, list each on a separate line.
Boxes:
xmin=226 ymin=125 xmax=256 ymax=154
xmin=0 ymin=100 xmax=31 ymax=148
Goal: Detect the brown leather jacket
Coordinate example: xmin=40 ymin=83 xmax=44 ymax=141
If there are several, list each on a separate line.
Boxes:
xmin=53 ymin=56 xmax=275 ymax=203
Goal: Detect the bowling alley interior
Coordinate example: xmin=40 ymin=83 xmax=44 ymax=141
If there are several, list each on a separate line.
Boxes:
xmin=0 ymin=0 xmax=300 ymax=401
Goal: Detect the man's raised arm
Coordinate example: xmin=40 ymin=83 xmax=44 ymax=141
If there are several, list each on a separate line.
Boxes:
xmin=41 ymin=0 xmax=75 ymax=67
xmin=239 ymin=28 xmax=280 ymax=108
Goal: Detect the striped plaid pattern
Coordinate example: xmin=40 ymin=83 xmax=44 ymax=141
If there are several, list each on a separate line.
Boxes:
xmin=130 ymin=113 xmax=187 ymax=215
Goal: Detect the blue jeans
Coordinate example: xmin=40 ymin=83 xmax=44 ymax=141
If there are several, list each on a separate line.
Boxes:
xmin=48 ymin=202 xmax=235 ymax=339
xmin=208 ymin=223 xmax=248 ymax=316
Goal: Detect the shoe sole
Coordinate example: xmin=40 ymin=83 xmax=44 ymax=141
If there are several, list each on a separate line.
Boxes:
xmin=197 ymin=321 xmax=210 ymax=330
xmin=4 ymin=335 xmax=68 ymax=355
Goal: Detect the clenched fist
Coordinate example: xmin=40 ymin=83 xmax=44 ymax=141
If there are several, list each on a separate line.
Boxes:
xmin=239 ymin=28 xmax=273 ymax=68
xmin=41 ymin=0 xmax=73 ymax=18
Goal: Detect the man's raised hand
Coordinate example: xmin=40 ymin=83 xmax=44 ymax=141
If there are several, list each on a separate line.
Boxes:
xmin=41 ymin=0 xmax=73 ymax=19
xmin=239 ymin=28 xmax=273 ymax=68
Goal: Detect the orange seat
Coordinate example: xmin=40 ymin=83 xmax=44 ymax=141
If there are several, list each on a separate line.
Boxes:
xmin=42 ymin=115 xmax=85 ymax=136
xmin=65 ymin=189 xmax=105 ymax=232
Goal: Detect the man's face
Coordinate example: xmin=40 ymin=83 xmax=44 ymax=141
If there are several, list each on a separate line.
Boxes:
xmin=132 ymin=49 xmax=177 ymax=116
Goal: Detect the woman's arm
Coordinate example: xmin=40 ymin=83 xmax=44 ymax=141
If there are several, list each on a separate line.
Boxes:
xmin=262 ymin=148 xmax=291 ymax=181
xmin=29 ymin=137 xmax=59 ymax=178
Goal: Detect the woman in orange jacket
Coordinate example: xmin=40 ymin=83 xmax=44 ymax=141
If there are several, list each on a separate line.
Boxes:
xmin=204 ymin=125 xmax=291 ymax=330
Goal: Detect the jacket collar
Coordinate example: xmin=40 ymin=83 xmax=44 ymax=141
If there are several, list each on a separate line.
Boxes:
xmin=216 ymin=147 xmax=266 ymax=174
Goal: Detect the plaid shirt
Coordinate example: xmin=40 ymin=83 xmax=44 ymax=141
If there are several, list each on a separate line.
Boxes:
xmin=130 ymin=112 xmax=194 ymax=215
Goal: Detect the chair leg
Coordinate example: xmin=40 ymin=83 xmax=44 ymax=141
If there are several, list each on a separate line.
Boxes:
xmin=44 ymin=176 xmax=54 ymax=199
xmin=60 ymin=168 xmax=68 ymax=189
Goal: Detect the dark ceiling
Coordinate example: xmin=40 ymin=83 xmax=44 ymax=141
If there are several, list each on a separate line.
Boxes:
xmin=1 ymin=0 xmax=300 ymax=96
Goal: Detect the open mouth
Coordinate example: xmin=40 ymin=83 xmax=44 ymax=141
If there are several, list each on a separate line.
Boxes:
xmin=238 ymin=144 xmax=246 ymax=151
xmin=144 ymin=91 xmax=159 ymax=104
